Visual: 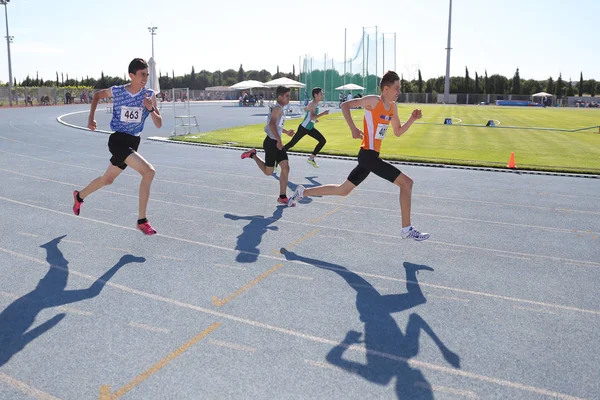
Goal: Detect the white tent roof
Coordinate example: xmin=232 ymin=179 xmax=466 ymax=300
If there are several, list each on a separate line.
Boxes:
xmin=532 ymin=91 xmax=553 ymax=97
xmin=229 ymin=80 xmax=268 ymax=90
xmin=145 ymin=57 xmax=160 ymax=93
xmin=335 ymin=83 xmax=365 ymax=91
xmin=264 ymin=77 xmax=306 ymax=88
xmin=205 ymin=86 xmax=236 ymax=92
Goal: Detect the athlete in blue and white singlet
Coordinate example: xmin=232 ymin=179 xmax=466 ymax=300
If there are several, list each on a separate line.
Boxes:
xmin=73 ymin=58 xmax=163 ymax=235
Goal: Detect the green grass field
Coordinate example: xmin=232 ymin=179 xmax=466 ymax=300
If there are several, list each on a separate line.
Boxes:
xmin=173 ymin=104 xmax=600 ymax=174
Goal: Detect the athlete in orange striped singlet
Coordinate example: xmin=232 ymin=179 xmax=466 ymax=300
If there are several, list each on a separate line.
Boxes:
xmin=287 ymin=71 xmax=429 ymax=241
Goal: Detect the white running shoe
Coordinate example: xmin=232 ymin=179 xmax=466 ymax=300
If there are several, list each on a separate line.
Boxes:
xmin=401 ymin=226 xmax=430 ymax=241
xmin=287 ymin=185 xmax=305 ymax=207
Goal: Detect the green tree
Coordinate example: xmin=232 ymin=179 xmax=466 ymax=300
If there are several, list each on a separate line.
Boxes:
xmin=464 ymin=67 xmax=470 ymax=93
xmin=258 ymin=69 xmax=271 ymax=82
xmin=489 ymin=74 xmax=507 ymax=94
xmin=190 ymin=66 xmax=196 ymax=88
xmin=417 ymin=69 xmax=423 ymax=93
xmin=579 ymin=72 xmax=584 ymax=96
xmin=425 ymin=80 xmax=433 ymax=94
xmin=222 ymin=69 xmax=237 ymax=86
xmin=512 ymin=68 xmax=521 ymax=95
xmin=246 ymin=70 xmax=260 ymax=81
xmin=566 ymin=78 xmax=574 ymax=96
xmin=484 ymin=70 xmax=489 ymax=94
xmin=545 ymin=76 xmax=554 ymax=94
xmin=237 ymin=64 xmax=244 ymax=82
xmin=555 ymin=73 xmax=564 ymax=97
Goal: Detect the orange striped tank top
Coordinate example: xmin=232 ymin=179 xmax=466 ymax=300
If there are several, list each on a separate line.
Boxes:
xmin=361 ymin=99 xmax=395 ymax=152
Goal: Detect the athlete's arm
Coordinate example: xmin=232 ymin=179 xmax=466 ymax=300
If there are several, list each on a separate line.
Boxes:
xmin=315 ymin=105 xmax=330 ymax=119
xmin=148 ymin=93 xmax=162 ymax=128
xmin=307 ymin=102 xmax=318 ymax=120
xmin=391 ymin=105 xmax=421 ymax=137
xmin=341 ymin=95 xmax=379 ymax=139
xmin=269 ymin=107 xmax=282 ymax=139
xmin=87 ymin=88 xmax=113 ymax=131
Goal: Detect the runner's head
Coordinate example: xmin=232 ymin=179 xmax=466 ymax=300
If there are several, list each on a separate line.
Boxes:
xmin=380 ymin=70 xmax=400 ymax=101
xmin=128 ymin=58 xmax=149 ymax=88
xmin=312 ymin=87 xmax=324 ymax=101
xmin=276 ymin=86 xmax=291 ymax=106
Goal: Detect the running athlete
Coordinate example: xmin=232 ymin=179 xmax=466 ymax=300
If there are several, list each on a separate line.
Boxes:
xmin=287 ymin=71 xmax=429 ymax=241
xmin=284 ymin=87 xmax=329 ymax=168
xmin=72 ymin=58 xmax=162 ymax=235
xmin=241 ymin=86 xmax=295 ymax=204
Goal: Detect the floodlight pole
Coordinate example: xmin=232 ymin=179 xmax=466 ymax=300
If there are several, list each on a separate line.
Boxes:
xmin=444 ymin=0 xmax=453 ymax=104
xmin=148 ymin=25 xmax=157 ymax=59
xmin=2 ymin=0 xmax=14 ymax=107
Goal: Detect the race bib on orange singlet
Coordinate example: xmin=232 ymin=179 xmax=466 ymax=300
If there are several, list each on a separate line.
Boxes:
xmin=375 ymin=123 xmax=388 ymax=140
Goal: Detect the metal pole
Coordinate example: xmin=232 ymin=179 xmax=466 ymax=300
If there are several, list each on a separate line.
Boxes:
xmin=366 ymin=34 xmax=369 ymax=92
xmin=331 ymin=58 xmax=334 ymax=101
xmin=323 ymin=53 xmax=326 ymax=102
xmin=343 ymin=28 xmax=347 ymax=91
xmin=375 ymin=26 xmax=378 ymax=90
xmin=310 ymin=57 xmax=313 ymax=91
xmin=362 ymin=27 xmax=365 ymax=94
xmin=3 ymin=1 xmax=14 ymax=107
xmin=444 ymin=0 xmax=453 ymax=103
xmin=382 ymin=34 xmax=385 ymax=75
xmin=148 ymin=26 xmax=157 ymax=59
xmin=298 ymin=55 xmax=302 ymax=98
xmin=394 ymin=33 xmax=397 ymax=72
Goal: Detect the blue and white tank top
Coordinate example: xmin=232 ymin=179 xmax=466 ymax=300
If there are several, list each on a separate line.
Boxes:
xmin=264 ymin=102 xmax=286 ymax=140
xmin=110 ymin=85 xmax=154 ymax=136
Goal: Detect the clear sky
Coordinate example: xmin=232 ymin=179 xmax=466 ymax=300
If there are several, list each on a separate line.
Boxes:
xmin=1 ymin=0 xmax=598 ymax=84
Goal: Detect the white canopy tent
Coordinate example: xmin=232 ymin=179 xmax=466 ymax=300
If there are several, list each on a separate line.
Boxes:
xmin=335 ymin=83 xmax=365 ymax=91
xmin=145 ymin=57 xmax=161 ymax=109
xmin=229 ymin=80 xmax=268 ymax=90
xmin=205 ymin=85 xmax=236 ymax=92
xmin=264 ymin=77 xmax=306 ymax=88
xmin=532 ymin=92 xmax=553 ymax=97
xmin=145 ymin=57 xmax=160 ymax=93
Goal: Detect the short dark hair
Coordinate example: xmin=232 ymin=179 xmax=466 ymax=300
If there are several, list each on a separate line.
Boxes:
xmin=380 ymin=70 xmax=400 ymax=90
xmin=128 ymin=58 xmax=148 ymax=75
xmin=311 ymin=87 xmax=322 ymax=98
xmin=276 ymin=86 xmax=291 ymax=97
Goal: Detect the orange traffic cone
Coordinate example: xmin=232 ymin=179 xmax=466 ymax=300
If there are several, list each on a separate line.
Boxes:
xmin=507 ymin=152 xmax=517 ymax=169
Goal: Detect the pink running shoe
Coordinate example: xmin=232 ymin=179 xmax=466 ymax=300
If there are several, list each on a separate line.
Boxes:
xmin=241 ymin=149 xmax=257 ymax=159
xmin=72 ymin=191 xmax=83 ymax=216
xmin=137 ymin=221 xmax=157 ymax=235
xmin=277 ymin=196 xmax=290 ymax=205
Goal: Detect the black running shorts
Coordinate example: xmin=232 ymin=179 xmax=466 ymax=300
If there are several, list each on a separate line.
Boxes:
xmin=347 ymin=148 xmax=402 ymax=186
xmin=108 ymin=132 xmax=141 ymax=170
xmin=263 ymin=136 xmax=289 ymax=167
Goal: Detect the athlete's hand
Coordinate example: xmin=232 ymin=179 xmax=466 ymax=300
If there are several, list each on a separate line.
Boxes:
xmin=276 ymin=140 xmax=283 ymax=150
xmin=143 ymin=93 xmax=153 ymax=111
xmin=351 ymin=126 xmax=364 ymax=139
xmin=88 ymin=120 xmax=97 ymax=131
xmin=315 ymin=119 xmax=319 ymax=123
xmin=286 ymin=130 xmax=295 ymax=137
xmin=323 ymin=110 xmax=330 ymax=115
xmin=411 ymin=109 xmax=422 ymax=120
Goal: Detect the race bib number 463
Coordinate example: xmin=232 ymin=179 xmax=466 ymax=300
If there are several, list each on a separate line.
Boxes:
xmin=120 ymin=106 xmax=143 ymax=123
xmin=375 ymin=123 xmax=388 ymax=140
